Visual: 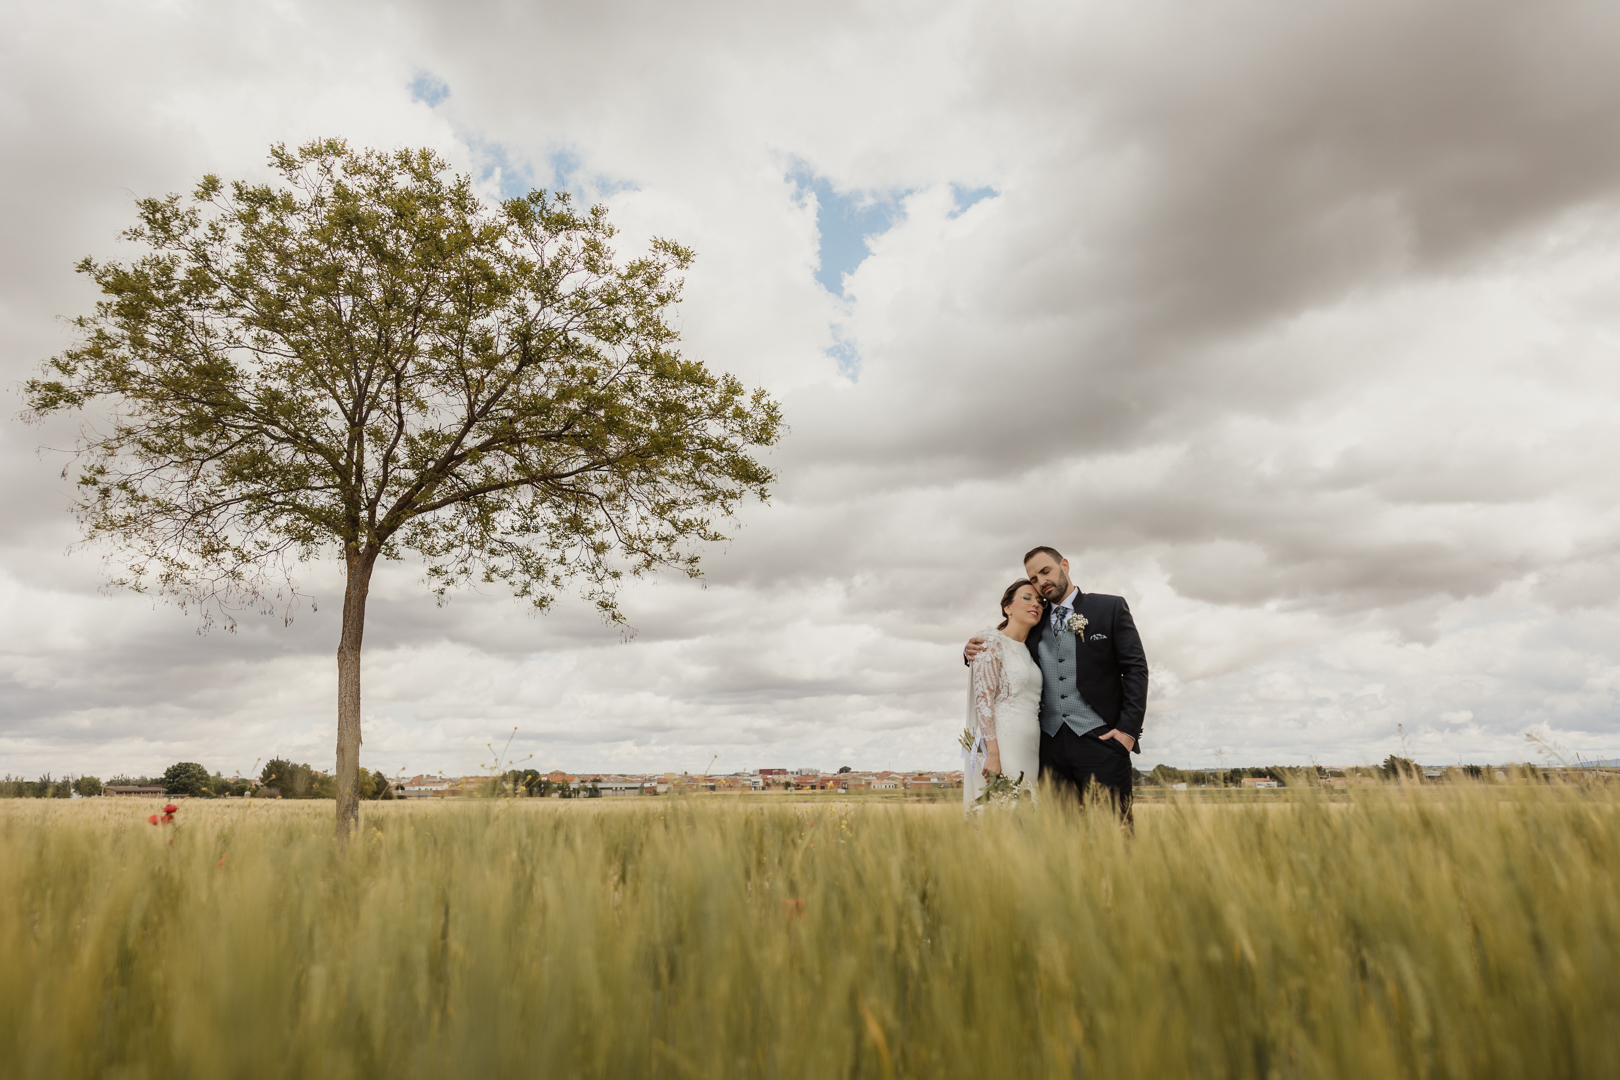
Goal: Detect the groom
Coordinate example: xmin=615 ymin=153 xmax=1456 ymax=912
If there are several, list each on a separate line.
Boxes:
xmin=966 ymin=546 xmax=1149 ymax=816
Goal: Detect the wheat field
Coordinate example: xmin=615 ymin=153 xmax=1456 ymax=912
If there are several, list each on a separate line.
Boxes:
xmin=1 ymin=783 xmax=1615 ymax=1079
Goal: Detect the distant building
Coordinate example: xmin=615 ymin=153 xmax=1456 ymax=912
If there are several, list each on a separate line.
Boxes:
xmin=105 ymin=785 xmax=166 ymax=797
xmin=596 ymin=780 xmax=644 ymax=797
xmin=399 ymin=776 xmax=455 ymax=798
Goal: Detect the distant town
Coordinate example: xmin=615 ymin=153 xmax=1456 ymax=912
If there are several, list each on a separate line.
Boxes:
xmin=399 ymin=767 xmax=965 ymax=798
xmin=5 ymin=754 xmax=1616 ymax=800
xmin=85 ymin=766 xmax=972 ymax=800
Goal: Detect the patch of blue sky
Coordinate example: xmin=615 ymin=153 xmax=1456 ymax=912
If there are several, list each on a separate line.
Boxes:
xmin=791 ymin=165 xmax=995 ymax=378
xmin=404 ymin=75 xmax=635 ymax=204
xmin=548 ymin=149 xmax=583 ymax=198
xmin=827 ymin=338 xmax=861 ymax=381
xmin=469 ymin=139 xmax=534 ymax=200
xmin=788 ymin=164 xmax=909 ymax=299
xmin=949 ymin=183 xmax=998 ymax=219
xmin=460 ymin=144 xmax=640 ymax=204
xmin=542 ymin=149 xmax=639 ymax=203
xmin=409 ymin=71 xmax=450 ymax=108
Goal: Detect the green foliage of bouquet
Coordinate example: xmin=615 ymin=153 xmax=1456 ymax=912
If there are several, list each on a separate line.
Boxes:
xmin=974 ymin=770 xmax=1029 ymax=809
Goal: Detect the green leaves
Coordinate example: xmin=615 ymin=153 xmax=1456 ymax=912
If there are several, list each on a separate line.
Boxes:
xmin=27 ymin=139 xmax=783 ymax=625
xmin=162 ymin=761 xmax=212 ymax=798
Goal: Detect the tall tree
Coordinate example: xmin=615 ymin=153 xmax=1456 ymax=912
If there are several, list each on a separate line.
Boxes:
xmin=26 ymin=140 xmax=782 ymax=839
xmin=163 ymin=761 xmax=212 ymax=798
xmin=260 ymin=758 xmax=316 ymax=798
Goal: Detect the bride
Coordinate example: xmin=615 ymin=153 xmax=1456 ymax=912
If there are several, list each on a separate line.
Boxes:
xmin=964 ymin=578 xmax=1043 ymax=811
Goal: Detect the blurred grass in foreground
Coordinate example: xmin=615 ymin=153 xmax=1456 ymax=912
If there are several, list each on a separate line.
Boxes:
xmin=2 ymin=784 xmax=1616 ymax=1079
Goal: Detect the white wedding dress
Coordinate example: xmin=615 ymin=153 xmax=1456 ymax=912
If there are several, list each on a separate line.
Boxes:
xmin=964 ymin=627 xmax=1041 ymax=811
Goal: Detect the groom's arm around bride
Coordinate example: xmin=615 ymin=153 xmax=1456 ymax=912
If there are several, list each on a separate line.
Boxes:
xmin=967 ymin=546 xmax=1149 ymax=812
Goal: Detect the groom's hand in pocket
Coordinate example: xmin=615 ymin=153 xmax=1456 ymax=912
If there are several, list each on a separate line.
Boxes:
xmin=1099 ymin=729 xmax=1136 ymax=753
xmin=964 ymin=636 xmax=990 ymax=665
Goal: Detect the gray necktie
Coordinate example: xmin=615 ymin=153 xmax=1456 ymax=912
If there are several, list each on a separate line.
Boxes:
xmin=1053 ymin=605 xmax=1071 ymax=629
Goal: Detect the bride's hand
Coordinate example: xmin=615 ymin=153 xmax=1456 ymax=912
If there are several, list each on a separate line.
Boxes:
xmin=964 ymin=636 xmax=990 ymax=663
xmin=982 ymin=742 xmax=1001 ymax=776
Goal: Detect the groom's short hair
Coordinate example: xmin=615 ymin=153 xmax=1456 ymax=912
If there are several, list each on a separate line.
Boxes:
xmin=1023 ymin=545 xmax=1064 ymax=566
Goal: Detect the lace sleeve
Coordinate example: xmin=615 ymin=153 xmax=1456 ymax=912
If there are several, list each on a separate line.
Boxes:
xmin=969 ymin=634 xmax=1008 ymax=741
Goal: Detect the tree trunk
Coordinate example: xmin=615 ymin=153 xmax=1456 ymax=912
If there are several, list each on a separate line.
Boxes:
xmin=335 ymin=547 xmax=376 ymax=842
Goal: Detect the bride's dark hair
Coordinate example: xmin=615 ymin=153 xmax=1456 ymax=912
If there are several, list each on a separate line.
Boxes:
xmin=997 ymin=578 xmax=1035 ymax=630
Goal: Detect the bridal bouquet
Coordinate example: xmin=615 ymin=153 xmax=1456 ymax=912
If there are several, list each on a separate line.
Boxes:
xmin=959 ymin=731 xmax=1023 ymax=806
xmin=959 ymin=728 xmax=1028 ymax=808
xmin=974 ymin=770 xmax=1029 ymax=809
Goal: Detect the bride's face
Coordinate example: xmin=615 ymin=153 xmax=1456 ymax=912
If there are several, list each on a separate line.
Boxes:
xmin=1002 ymin=585 xmax=1043 ymax=630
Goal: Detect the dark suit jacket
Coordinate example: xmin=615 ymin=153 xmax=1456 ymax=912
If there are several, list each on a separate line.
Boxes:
xmin=1023 ymin=592 xmax=1149 ymax=753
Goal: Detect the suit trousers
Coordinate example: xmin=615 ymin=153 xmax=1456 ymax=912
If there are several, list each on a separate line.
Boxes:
xmin=1040 ymin=724 xmax=1133 ymax=822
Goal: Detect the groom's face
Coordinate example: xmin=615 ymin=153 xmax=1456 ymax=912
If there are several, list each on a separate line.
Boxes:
xmin=1024 ymin=554 xmax=1072 ymax=603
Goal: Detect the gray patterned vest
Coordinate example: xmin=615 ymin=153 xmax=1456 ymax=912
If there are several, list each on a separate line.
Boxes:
xmin=1037 ymin=620 xmax=1108 ymax=738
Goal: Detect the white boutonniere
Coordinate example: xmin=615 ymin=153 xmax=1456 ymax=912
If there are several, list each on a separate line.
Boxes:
xmin=1067 ymin=613 xmax=1088 ymax=638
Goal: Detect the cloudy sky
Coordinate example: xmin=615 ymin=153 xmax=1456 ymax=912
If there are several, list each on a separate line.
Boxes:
xmin=5 ymin=0 xmax=1620 ymax=779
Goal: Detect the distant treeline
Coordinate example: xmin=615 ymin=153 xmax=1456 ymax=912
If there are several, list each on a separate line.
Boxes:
xmin=1 ymin=759 xmax=398 ymax=799
xmin=0 ymin=775 xmax=93 ymax=798
xmin=1138 ymin=757 xmax=1543 ymax=787
xmin=496 ymin=769 xmax=588 ymax=798
xmin=256 ymin=759 xmax=394 ymax=800
xmin=5 ymin=756 xmax=1575 ymax=800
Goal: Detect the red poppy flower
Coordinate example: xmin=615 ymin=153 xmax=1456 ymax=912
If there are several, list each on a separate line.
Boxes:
xmin=163 ymin=804 xmax=179 ymax=814
xmin=148 ymin=814 xmax=160 ymax=825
